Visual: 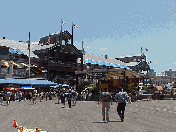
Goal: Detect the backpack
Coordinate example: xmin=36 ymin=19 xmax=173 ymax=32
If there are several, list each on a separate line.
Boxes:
xmin=101 ymin=92 xmax=111 ymax=102
xmin=67 ymin=93 xmax=72 ymax=98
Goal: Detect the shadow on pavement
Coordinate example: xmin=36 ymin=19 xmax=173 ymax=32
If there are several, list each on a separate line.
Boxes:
xmin=93 ymin=121 xmax=108 ymax=123
xmin=93 ymin=121 xmax=122 ymax=123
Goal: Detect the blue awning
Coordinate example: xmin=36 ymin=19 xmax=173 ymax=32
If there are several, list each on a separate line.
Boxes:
xmin=62 ymin=84 xmax=69 ymax=87
xmin=82 ymin=59 xmax=130 ymax=69
xmin=0 ymin=78 xmax=58 ymax=85
xmin=9 ymin=48 xmax=17 ymax=53
xmin=9 ymin=48 xmax=24 ymax=54
xmin=13 ymin=49 xmax=24 ymax=54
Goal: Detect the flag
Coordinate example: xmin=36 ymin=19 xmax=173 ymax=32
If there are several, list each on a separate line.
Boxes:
xmin=145 ymin=48 xmax=148 ymax=51
xmin=62 ymin=20 xmax=65 ymax=25
xmin=147 ymin=61 xmax=151 ymax=64
xmin=73 ymin=24 xmax=78 ymax=29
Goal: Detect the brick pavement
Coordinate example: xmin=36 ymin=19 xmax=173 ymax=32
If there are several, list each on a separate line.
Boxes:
xmin=0 ymin=98 xmax=176 ymax=132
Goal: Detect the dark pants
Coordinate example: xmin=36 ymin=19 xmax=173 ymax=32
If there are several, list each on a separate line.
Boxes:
xmin=68 ymin=100 xmax=71 ymax=108
xmin=117 ymin=102 xmax=126 ymax=120
xmin=19 ymin=96 xmax=21 ymax=102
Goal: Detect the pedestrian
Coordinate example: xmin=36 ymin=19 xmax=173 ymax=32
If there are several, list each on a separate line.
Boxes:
xmin=11 ymin=92 xmax=15 ymax=101
xmin=98 ymin=88 xmax=112 ymax=122
xmin=57 ymin=91 xmax=61 ymax=104
xmin=18 ymin=91 xmax=22 ymax=102
xmin=29 ymin=92 xmax=32 ymax=101
xmin=60 ymin=90 xmax=66 ymax=108
xmin=88 ymin=92 xmax=92 ymax=101
xmin=128 ymin=93 xmax=132 ymax=103
xmin=14 ymin=92 xmax=17 ymax=101
xmin=39 ymin=92 xmax=42 ymax=102
xmin=5 ymin=91 xmax=11 ymax=105
xmin=32 ymin=93 xmax=36 ymax=104
xmin=81 ymin=90 xmax=86 ymax=101
xmin=46 ymin=92 xmax=48 ymax=101
xmin=67 ymin=90 xmax=73 ymax=108
xmin=114 ymin=88 xmax=129 ymax=122
xmin=41 ymin=91 xmax=44 ymax=100
xmin=0 ymin=91 xmax=3 ymax=106
xmin=72 ymin=90 xmax=77 ymax=105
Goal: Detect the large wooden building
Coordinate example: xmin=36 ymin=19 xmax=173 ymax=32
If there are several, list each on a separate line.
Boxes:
xmin=31 ymin=30 xmax=84 ymax=85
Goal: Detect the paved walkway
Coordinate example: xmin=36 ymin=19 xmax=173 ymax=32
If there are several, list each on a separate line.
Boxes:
xmin=0 ymin=98 xmax=176 ymax=132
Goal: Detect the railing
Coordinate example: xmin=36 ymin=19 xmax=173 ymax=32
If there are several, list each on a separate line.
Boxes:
xmin=52 ymin=75 xmax=58 ymax=82
xmin=49 ymin=61 xmax=80 ymax=67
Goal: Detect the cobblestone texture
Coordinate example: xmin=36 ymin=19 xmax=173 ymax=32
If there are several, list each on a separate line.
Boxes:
xmin=0 ymin=98 xmax=176 ymax=132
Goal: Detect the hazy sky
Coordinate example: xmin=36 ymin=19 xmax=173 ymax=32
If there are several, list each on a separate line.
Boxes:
xmin=0 ymin=0 xmax=176 ymax=75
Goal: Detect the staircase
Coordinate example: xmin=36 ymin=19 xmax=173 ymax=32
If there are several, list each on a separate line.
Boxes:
xmin=52 ymin=75 xmax=59 ymax=83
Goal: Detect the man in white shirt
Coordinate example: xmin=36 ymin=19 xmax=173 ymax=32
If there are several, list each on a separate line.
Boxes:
xmin=114 ymin=89 xmax=129 ymax=122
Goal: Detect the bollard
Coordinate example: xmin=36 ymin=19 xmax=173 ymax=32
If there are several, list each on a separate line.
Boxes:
xmin=20 ymin=126 xmax=23 ymax=132
xmin=13 ymin=120 xmax=17 ymax=128
xmin=36 ymin=126 xmax=39 ymax=132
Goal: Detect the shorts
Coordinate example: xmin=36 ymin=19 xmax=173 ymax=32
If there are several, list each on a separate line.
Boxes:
xmin=32 ymin=97 xmax=36 ymax=101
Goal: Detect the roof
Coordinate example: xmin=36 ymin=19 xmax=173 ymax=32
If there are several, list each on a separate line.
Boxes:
xmin=124 ymin=62 xmax=139 ymax=66
xmin=0 ymin=38 xmax=39 ymax=58
xmin=117 ymin=54 xmax=144 ymax=58
xmin=0 ymin=78 xmax=58 ymax=85
xmin=83 ymin=54 xmax=126 ymax=66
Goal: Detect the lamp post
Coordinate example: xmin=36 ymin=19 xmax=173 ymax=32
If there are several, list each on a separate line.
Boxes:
xmin=28 ymin=32 xmax=30 ymax=84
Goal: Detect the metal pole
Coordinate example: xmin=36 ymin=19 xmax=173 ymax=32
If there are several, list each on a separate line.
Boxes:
xmin=11 ymin=61 xmax=13 ymax=77
xmin=47 ymin=49 xmax=49 ymax=80
xmin=72 ymin=22 xmax=73 ymax=45
xmin=61 ymin=19 xmax=62 ymax=52
xmin=123 ymin=68 xmax=126 ymax=90
xmin=81 ymin=41 xmax=83 ymax=71
xmin=29 ymin=32 xmax=30 ymax=84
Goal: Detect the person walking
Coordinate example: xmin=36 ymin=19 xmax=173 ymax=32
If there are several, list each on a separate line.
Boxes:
xmin=71 ymin=90 xmax=77 ymax=105
xmin=57 ymin=91 xmax=61 ymax=104
xmin=46 ymin=92 xmax=48 ymax=101
xmin=114 ymin=89 xmax=129 ymax=122
xmin=5 ymin=91 xmax=11 ymax=105
xmin=98 ymin=88 xmax=112 ymax=122
xmin=39 ymin=92 xmax=42 ymax=102
xmin=88 ymin=92 xmax=92 ymax=101
xmin=128 ymin=93 xmax=132 ymax=104
xmin=67 ymin=90 xmax=73 ymax=108
xmin=0 ymin=91 xmax=3 ymax=106
xmin=18 ymin=91 xmax=22 ymax=102
xmin=60 ymin=90 xmax=66 ymax=108
xmin=29 ymin=92 xmax=32 ymax=101
xmin=32 ymin=93 xmax=36 ymax=104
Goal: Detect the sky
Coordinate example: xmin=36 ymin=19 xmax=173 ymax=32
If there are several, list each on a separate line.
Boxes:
xmin=0 ymin=0 xmax=176 ymax=75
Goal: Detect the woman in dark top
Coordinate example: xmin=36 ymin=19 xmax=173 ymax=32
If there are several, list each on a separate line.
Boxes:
xmin=60 ymin=91 xmax=66 ymax=108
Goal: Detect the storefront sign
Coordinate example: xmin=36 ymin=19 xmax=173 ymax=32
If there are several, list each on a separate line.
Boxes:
xmin=92 ymin=72 xmax=106 ymax=79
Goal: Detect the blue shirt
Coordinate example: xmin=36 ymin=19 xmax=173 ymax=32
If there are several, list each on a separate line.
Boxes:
xmin=67 ymin=93 xmax=73 ymax=101
xmin=114 ymin=91 xmax=129 ymax=103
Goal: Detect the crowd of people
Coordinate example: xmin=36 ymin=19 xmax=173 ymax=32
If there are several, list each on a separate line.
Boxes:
xmin=0 ymin=87 xmax=131 ymax=122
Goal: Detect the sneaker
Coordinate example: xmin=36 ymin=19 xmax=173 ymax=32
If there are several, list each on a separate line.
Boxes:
xmin=121 ymin=117 xmax=124 ymax=122
xmin=103 ymin=118 xmax=105 ymax=121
